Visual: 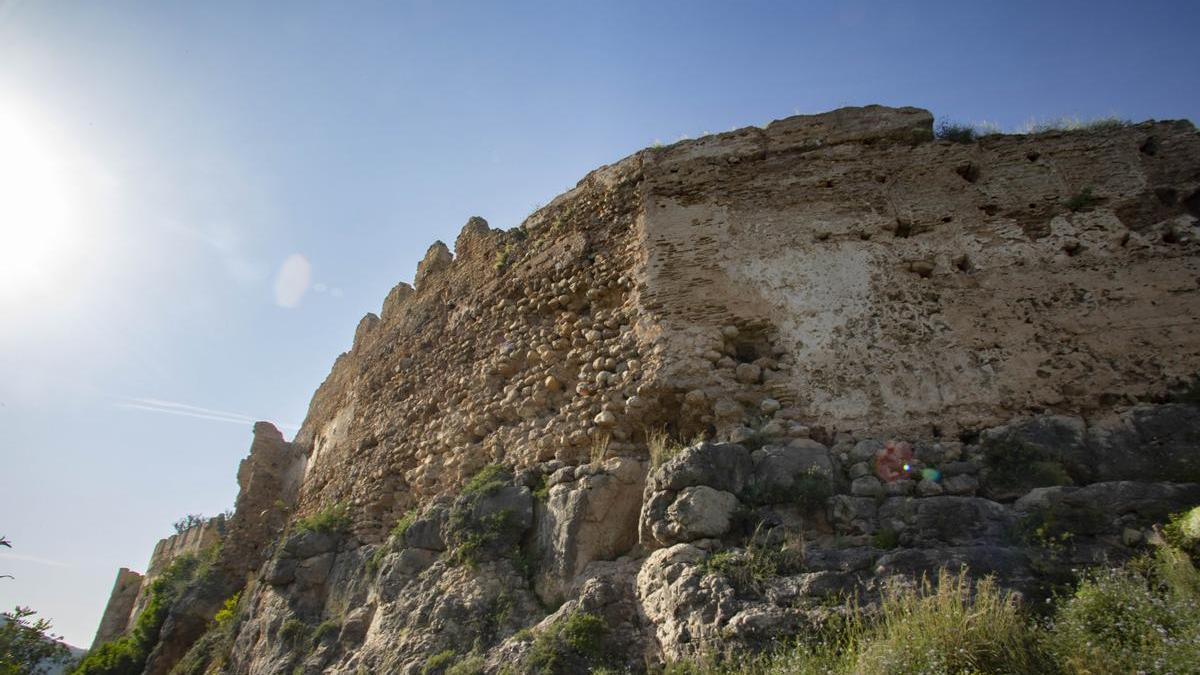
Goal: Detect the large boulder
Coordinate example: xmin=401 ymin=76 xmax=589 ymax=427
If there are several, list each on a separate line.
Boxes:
xmin=664 ymin=486 xmax=740 ymax=542
xmin=747 ymin=439 xmax=834 ymax=504
xmin=534 ymin=457 xmax=647 ymax=605
xmin=1087 ymin=404 xmax=1200 ymax=483
xmin=877 ymin=496 xmax=1016 ymax=547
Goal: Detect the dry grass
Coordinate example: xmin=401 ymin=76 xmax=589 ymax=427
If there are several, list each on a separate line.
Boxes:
xmin=647 ymin=427 xmax=707 ymax=469
xmin=589 ymin=432 xmax=610 ymax=469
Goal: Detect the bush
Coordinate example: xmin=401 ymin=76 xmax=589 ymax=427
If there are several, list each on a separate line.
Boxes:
xmin=293 ymin=502 xmax=350 ymax=534
xmin=312 ymin=619 xmax=340 ymax=644
xmin=391 ymin=509 xmax=418 ymax=541
xmin=445 ymin=654 xmax=485 ymax=675
xmin=449 ymin=510 xmax=519 ymax=568
xmin=213 ymin=591 xmax=240 ymax=630
xmin=524 ymin=612 xmax=613 ymax=674
xmin=1164 ymin=506 xmax=1200 ymax=552
xmin=461 ymin=466 xmax=509 ymax=499
xmin=851 ymin=570 xmax=1045 ymax=674
xmin=421 ymin=649 xmax=457 ymax=675
xmin=700 ymin=527 xmax=804 ymax=595
xmin=935 ymin=120 xmax=978 ymax=144
xmin=1043 ymin=546 xmax=1200 ymax=673
xmin=172 ymin=589 xmax=244 ymax=675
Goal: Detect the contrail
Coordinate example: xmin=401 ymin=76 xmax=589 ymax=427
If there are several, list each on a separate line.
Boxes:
xmin=114 ymin=397 xmax=299 ymax=431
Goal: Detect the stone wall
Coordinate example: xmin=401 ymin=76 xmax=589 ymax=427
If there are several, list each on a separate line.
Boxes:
xmin=288 ymin=105 xmax=1200 ymax=539
xmin=88 ymin=567 xmax=142 ymax=650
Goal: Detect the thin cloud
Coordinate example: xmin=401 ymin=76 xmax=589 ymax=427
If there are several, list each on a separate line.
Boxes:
xmin=0 ymin=551 xmax=71 ymax=568
xmin=115 ymin=397 xmax=299 ymax=431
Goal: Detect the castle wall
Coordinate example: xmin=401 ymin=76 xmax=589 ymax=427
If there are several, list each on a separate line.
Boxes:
xmin=637 ymin=106 xmax=1200 ymax=439
xmin=88 ymin=567 xmax=143 ymax=650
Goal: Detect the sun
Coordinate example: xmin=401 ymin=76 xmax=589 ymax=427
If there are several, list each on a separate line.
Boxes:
xmin=0 ymin=103 xmax=86 ymax=305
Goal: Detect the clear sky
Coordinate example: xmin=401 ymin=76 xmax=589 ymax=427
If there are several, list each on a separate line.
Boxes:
xmin=0 ymin=0 xmax=1197 ymax=647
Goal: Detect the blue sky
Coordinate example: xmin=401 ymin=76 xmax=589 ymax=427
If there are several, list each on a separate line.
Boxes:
xmin=0 ymin=0 xmax=1197 ymax=646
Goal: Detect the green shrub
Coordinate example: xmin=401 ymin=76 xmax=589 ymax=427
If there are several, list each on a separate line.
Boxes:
xmin=700 ymin=528 xmax=804 ymax=595
xmin=421 ymin=649 xmax=457 ymax=675
xmin=935 ymin=120 xmax=978 ymax=144
xmin=293 ymin=502 xmax=350 ymax=534
xmin=462 ymin=465 xmax=509 ymax=498
xmin=213 ymin=591 xmax=240 ymax=630
xmin=1164 ymin=506 xmax=1200 ymax=551
xmin=1044 ymin=546 xmax=1200 ymax=673
xmin=312 ymin=619 xmax=340 ymax=644
xmin=524 ymin=612 xmax=612 ymax=674
xmin=279 ymin=618 xmax=310 ymax=650
xmin=449 ymin=510 xmax=519 ymax=568
xmin=445 ymin=654 xmax=485 ymax=675
xmin=530 ymin=473 xmax=550 ymax=502
xmin=391 ymin=509 xmax=418 ymax=541
xmin=850 ymin=570 xmax=1044 ymax=674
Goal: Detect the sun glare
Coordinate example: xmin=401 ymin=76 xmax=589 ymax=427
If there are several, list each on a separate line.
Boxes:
xmin=0 ymin=104 xmax=88 ymax=305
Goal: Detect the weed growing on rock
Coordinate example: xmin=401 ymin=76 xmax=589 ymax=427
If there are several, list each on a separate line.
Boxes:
xmin=312 ymin=619 xmax=340 ymax=645
xmin=421 ymin=649 xmax=457 ymax=675
xmin=530 ymin=473 xmax=550 ymax=502
xmin=391 ymin=509 xmax=418 ymax=541
xmin=450 ymin=510 xmax=517 ymax=567
xmin=1022 ymin=116 xmax=1131 ymax=134
xmin=445 ymin=654 xmax=485 ymax=675
xmin=462 ymin=465 xmax=509 ymax=498
xmin=700 ymin=526 xmax=804 ymax=595
xmin=279 ymin=618 xmax=310 ymax=651
xmin=213 ymin=591 xmax=241 ymax=630
xmin=648 ymin=428 xmax=700 ymax=469
xmin=294 ymin=502 xmax=350 ymax=535
xmin=589 ymin=433 xmax=610 ymax=468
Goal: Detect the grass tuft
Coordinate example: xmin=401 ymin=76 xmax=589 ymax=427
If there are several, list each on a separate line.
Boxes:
xmin=294 ymin=502 xmax=350 ymax=534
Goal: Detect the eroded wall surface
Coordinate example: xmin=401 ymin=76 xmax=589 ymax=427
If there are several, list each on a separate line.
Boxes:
xmin=638 ymin=106 xmax=1200 ymax=439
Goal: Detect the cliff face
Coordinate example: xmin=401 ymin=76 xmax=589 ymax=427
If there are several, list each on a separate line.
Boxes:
xmin=88 ymin=105 xmax=1200 ymax=673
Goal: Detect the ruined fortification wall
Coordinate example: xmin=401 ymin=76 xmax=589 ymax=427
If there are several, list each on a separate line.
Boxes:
xmin=89 ymin=567 xmax=143 ymax=650
xmin=289 ymin=106 xmax=1200 ymax=535
xmin=86 ymin=105 xmax=1200 ymax=674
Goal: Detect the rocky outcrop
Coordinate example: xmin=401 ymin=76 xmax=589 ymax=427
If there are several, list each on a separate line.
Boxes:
xmin=87 ymin=105 xmax=1200 ymax=673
